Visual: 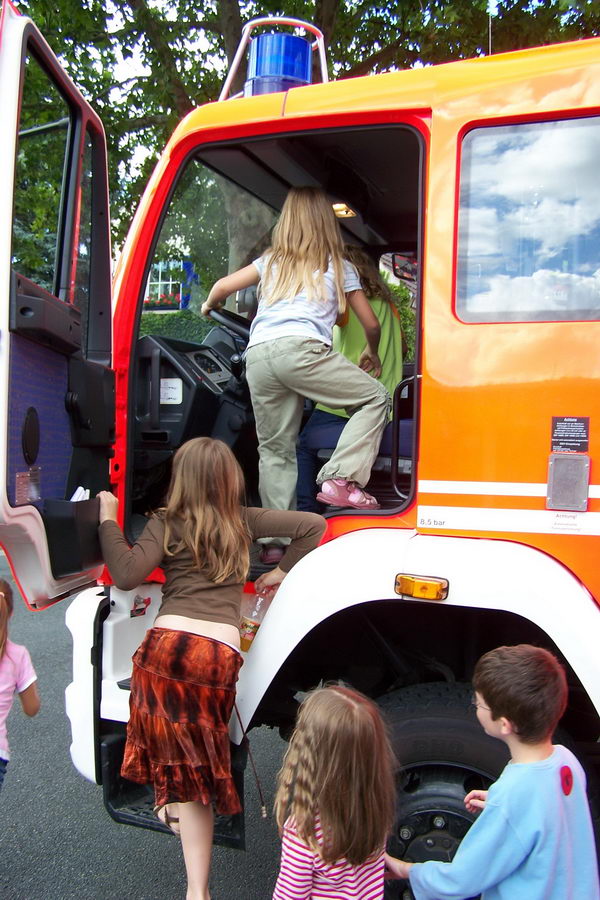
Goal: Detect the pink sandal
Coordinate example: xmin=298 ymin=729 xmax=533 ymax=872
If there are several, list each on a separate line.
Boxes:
xmin=316 ymin=478 xmax=380 ymax=510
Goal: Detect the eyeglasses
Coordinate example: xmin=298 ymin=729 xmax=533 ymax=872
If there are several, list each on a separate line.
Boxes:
xmin=470 ymin=698 xmax=491 ymax=712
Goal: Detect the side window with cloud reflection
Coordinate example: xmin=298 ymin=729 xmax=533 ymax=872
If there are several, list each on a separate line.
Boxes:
xmin=456 ymin=117 xmax=600 ymax=322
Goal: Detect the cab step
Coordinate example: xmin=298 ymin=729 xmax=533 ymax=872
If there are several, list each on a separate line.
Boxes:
xmin=100 ymin=733 xmax=247 ymax=849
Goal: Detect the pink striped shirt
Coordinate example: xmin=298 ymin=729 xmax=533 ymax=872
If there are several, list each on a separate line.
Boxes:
xmin=273 ymin=817 xmax=385 ymax=900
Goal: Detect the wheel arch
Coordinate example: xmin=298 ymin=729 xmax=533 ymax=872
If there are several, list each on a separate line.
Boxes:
xmin=233 ymin=528 xmax=600 ymax=740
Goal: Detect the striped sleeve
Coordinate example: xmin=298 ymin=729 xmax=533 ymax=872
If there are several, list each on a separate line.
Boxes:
xmin=273 ymin=821 xmax=315 ymax=900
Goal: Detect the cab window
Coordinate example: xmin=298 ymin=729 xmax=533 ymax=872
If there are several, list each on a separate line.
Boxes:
xmin=10 ymin=48 xmax=110 ymax=361
xmin=457 ymin=116 xmax=600 ymax=322
xmin=11 ymin=52 xmax=71 ymax=296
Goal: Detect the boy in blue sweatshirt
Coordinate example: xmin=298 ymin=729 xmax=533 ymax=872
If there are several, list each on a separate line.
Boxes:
xmin=386 ymin=644 xmax=600 ymax=900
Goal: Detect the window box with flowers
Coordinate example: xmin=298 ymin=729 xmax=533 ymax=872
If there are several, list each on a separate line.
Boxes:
xmin=143 ymin=291 xmax=181 ymax=311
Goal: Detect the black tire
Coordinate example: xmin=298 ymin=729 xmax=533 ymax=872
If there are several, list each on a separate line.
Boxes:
xmin=378 ymin=683 xmax=509 ymax=900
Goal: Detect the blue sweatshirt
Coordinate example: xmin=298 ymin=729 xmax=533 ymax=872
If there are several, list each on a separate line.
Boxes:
xmin=409 ymin=745 xmax=600 ymax=900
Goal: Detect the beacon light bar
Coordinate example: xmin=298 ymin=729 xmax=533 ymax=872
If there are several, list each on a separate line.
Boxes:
xmin=219 ymin=16 xmax=328 ymax=102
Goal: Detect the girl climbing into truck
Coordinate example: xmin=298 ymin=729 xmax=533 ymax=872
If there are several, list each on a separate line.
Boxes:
xmin=97 ymin=437 xmax=325 ymax=900
xmin=202 ymin=186 xmax=391 ymax=563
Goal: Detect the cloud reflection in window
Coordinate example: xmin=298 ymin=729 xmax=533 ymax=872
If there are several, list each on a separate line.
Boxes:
xmin=457 ymin=117 xmax=600 ymax=322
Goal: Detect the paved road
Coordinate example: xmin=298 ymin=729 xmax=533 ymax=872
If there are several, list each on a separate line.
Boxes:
xmin=0 ymin=556 xmax=285 ymax=899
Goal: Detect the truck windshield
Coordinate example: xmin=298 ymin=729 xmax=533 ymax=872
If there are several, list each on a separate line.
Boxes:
xmin=140 ymin=158 xmax=277 ymax=335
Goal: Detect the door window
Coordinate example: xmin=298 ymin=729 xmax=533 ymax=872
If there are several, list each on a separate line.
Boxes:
xmin=11 ymin=52 xmax=71 ymax=296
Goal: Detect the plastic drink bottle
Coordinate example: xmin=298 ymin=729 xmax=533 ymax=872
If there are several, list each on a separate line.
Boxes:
xmin=239 ymin=590 xmax=270 ymax=651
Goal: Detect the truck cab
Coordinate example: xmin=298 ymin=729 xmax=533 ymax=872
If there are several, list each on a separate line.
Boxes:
xmin=1 ymin=2 xmax=599 ymax=878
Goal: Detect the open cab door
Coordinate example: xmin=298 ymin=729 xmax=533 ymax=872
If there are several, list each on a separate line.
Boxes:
xmin=0 ymin=0 xmax=114 ymax=608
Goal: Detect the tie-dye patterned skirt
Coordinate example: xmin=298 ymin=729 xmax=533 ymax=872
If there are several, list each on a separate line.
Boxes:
xmin=121 ymin=627 xmax=243 ymax=813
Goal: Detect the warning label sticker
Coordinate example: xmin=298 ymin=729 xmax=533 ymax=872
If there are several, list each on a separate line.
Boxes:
xmin=551 ymin=417 xmax=589 ymax=453
xmin=160 ymin=377 xmax=183 ymax=405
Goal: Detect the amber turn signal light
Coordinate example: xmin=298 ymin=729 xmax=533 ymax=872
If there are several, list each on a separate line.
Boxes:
xmin=395 ymin=574 xmax=449 ymax=601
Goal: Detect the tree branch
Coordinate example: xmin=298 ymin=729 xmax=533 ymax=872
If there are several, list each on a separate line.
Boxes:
xmin=124 ymin=0 xmax=194 ymax=117
xmin=112 ymin=113 xmax=170 ymax=135
xmin=344 ymin=40 xmax=419 ymax=78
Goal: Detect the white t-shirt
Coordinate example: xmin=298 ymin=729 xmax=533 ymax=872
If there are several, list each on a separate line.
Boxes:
xmin=247 ymin=255 xmax=361 ymax=349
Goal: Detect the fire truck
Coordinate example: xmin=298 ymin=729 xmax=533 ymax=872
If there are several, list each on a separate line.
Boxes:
xmin=1 ymin=3 xmax=599 ymax=880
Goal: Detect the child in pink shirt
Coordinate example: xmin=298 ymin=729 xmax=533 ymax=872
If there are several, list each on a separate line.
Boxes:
xmin=0 ymin=578 xmax=40 ymax=792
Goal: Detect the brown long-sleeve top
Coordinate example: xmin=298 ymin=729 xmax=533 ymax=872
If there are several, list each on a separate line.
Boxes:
xmin=99 ymin=507 xmax=326 ymax=628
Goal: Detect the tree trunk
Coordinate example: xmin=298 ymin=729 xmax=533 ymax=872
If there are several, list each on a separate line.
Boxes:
xmin=217 ymin=0 xmax=246 ymax=96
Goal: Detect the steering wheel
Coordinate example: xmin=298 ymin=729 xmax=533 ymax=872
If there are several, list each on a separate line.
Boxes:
xmin=208 ymin=308 xmax=251 ymax=342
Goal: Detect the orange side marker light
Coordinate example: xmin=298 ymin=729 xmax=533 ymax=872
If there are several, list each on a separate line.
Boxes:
xmin=395 ymin=574 xmax=449 ymax=601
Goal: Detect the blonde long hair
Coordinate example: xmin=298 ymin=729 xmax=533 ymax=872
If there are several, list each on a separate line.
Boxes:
xmin=163 ymin=438 xmax=250 ymax=583
xmin=261 ymin=186 xmax=347 ymax=313
xmin=0 ymin=578 xmax=14 ymax=660
xmin=274 ymin=684 xmax=396 ymax=866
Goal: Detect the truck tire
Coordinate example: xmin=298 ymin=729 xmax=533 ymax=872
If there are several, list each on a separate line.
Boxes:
xmin=377 ymin=682 xmax=509 ymax=900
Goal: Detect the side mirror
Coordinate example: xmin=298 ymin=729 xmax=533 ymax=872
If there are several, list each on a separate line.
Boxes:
xmin=391 ymin=253 xmax=418 ymax=290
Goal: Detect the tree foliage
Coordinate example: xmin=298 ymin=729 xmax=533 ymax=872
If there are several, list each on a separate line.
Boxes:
xmin=17 ymin=0 xmax=600 ymax=244
xmin=139 ymin=308 xmax=213 ymax=342
xmin=387 ymin=280 xmax=416 ymax=362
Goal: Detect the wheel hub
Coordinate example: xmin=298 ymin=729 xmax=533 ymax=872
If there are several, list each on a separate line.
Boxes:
xmin=403 ymin=825 xmax=461 ymax=862
xmin=388 ymin=764 xmax=489 ymax=862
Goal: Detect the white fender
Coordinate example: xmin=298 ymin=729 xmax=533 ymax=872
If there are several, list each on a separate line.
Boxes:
xmin=232 ymin=528 xmax=600 ymax=741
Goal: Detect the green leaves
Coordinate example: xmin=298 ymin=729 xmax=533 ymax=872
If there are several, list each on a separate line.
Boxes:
xmin=138 ymin=309 xmax=213 ymax=342
xmin=17 ymin=0 xmax=599 ymax=247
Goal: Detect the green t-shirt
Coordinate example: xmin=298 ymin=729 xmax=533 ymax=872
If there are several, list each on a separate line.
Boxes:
xmin=317 ymin=296 xmax=403 ymax=419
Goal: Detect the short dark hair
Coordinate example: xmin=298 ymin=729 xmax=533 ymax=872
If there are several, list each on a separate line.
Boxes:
xmin=473 ymin=644 xmax=567 ymax=743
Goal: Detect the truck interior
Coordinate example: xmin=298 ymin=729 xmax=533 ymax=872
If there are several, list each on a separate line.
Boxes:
xmin=128 ymin=123 xmax=422 ymax=559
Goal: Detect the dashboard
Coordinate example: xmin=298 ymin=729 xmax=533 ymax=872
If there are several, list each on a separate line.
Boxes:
xmin=135 ymin=332 xmax=244 ymax=454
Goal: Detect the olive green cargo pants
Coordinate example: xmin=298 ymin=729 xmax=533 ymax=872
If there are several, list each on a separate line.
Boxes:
xmin=245 ymin=336 xmax=391 ymax=514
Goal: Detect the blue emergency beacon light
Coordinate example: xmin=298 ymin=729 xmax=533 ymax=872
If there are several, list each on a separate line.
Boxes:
xmin=246 ymin=32 xmax=311 ymax=95
xmin=219 ymin=17 xmax=328 ymax=101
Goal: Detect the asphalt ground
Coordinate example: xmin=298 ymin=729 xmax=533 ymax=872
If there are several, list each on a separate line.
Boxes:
xmin=0 ymin=555 xmax=286 ymax=899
